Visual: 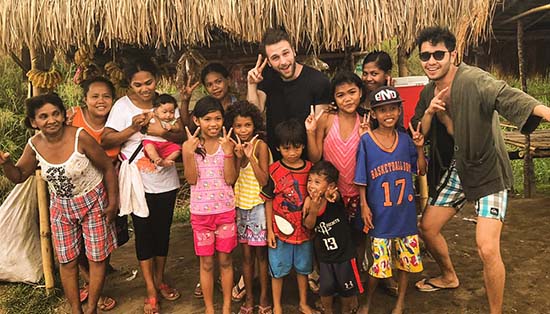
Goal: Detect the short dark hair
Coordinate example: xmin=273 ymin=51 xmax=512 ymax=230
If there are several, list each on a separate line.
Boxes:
xmin=154 ymin=93 xmax=178 ymax=108
xmin=224 ymin=100 xmax=266 ymax=140
xmin=310 ymin=161 xmax=339 ymax=184
xmin=416 ymin=27 xmax=456 ymax=51
xmin=123 ymin=57 xmax=159 ymax=83
xmin=260 ymin=28 xmax=292 ymax=56
xmin=25 ymin=93 xmax=66 ymax=129
xmin=192 ymin=96 xmax=224 ymax=119
xmin=330 ymin=71 xmax=365 ymax=103
xmin=80 ymin=77 xmax=116 ymax=100
xmin=200 ymin=63 xmax=230 ymax=85
xmin=274 ymin=119 xmax=306 ymax=147
xmin=362 ymin=50 xmax=393 ymax=73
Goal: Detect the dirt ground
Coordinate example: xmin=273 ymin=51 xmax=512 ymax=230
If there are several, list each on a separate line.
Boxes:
xmin=52 ymin=196 xmax=550 ymax=313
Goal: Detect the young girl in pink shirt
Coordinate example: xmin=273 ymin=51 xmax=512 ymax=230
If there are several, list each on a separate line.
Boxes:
xmin=182 ymin=96 xmax=238 ymax=314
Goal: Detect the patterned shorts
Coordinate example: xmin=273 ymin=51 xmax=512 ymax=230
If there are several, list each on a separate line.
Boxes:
xmin=237 ymin=204 xmax=267 ymax=246
xmin=429 ymin=160 xmax=508 ymax=221
xmin=369 ymin=234 xmax=423 ymax=279
xmin=191 ymin=210 xmax=238 ymax=256
xmin=50 ymin=182 xmax=117 ymax=264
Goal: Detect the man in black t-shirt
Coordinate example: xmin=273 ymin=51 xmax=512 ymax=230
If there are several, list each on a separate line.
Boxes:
xmin=247 ymin=28 xmax=330 ymax=160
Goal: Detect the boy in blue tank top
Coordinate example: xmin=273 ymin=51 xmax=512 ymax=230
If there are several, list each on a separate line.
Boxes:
xmin=354 ymin=86 xmax=427 ymax=314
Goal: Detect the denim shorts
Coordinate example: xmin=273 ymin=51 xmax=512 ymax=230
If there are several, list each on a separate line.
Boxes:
xmin=268 ymin=239 xmax=312 ymax=278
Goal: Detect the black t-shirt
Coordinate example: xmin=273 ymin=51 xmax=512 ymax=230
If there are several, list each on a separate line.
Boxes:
xmin=313 ymin=199 xmax=356 ymax=264
xmin=258 ymin=65 xmax=330 ymax=159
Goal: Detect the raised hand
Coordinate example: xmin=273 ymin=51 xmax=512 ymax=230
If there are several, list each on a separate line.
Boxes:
xmin=409 ymin=121 xmax=425 ymax=147
xmin=305 ymin=105 xmax=324 ymax=133
xmin=242 ymin=134 xmax=259 ymax=159
xmin=230 ymin=135 xmax=244 ymax=159
xmin=325 ymin=186 xmax=339 ymax=203
xmin=247 ymin=54 xmax=268 ymax=85
xmin=219 ymin=126 xmax=235 ymax=155
xmin=180 ymin=74 xmax=200 ymax=102
xmin=426 ymin=86 xmax=449 ymax=115
xmin=182 ymin=126 xmax=201 ymax=155
xmin=359 ymin=112 xmax=371 ymax=136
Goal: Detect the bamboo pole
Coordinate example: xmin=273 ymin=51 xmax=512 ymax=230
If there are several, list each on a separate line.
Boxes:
xmin=29 ymin=46 xmax=55 ymax=294
xmin=517 ymin=19 xmax=535 ymax=198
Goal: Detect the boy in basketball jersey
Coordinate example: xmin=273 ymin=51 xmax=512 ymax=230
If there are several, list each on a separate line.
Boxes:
xmin=303 ymin=161 xmax=364 ymax=314
xmin=354 ymin=86 xmax=427 ymax=314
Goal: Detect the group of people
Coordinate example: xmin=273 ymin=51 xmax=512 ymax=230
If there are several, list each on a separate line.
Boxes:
xmin=0 ymin=26 xmax=549 ymax=314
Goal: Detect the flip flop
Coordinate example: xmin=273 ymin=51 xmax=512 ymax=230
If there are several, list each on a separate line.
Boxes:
xmin=415 ymin=278 xmax=458 ymax=292
xmin=79 ymin=283 xmax=89 ymax=303
xmin=144 ymin=297 xmax=160 ymax=314
xmin=238 ymin=305 xmax=254 ymax=314
xmin=158 ymin=283 xmax=180 ymax=301
xmin=231 ymin=278 xmax=246 ymax=302
xmin=97 ymin=296 xmax=116 ymax=311
xmin=258 ymin=305 xmax=273 ymax=314
xmin=194 ymin=282 xmax=203 ymax=299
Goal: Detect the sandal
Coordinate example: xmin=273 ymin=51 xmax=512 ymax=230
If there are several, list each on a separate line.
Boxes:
xmin=194 ymin=282 xmax=203 ymax=299
xmin=79 ymin=283 xmax=89 ymax=303
xmin=158 ymin=283 xmax=180 ymax=301
xmin=144 ymin=297 xmax=160 ymax=314
xmin=97 ymin=296 xmax=117 ymax=311
xmin=231 ymin=277 xmax=246 ymax=302
xmin=258 ymin=305 xmax=273 ymax=314
xmin=307 ymin=277 xmax=320 ymax=295
xmin=238 ymin=305 xmax=254 ymax=314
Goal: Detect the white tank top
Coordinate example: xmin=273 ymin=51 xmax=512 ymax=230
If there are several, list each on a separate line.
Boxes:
xmin=28 ymin=128 xmax=103 ymax=198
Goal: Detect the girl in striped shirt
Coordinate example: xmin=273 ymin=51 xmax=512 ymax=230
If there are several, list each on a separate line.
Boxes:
xmin=225 ymin=101 xmax=273 ymax=314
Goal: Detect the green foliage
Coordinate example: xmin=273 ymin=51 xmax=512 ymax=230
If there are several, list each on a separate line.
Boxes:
xmin=0 ymin=57 xmax=31 ymax=201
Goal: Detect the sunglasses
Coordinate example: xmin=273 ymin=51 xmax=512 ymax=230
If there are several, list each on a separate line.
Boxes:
xmin=419 ymin=50 xmax=450 ymax=62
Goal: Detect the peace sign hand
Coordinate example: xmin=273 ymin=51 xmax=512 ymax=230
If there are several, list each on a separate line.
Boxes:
xmin=247 ymin=54 xmax=268 ymax=85
xmin=409 ymin=122 xmax=425 ymax=147
xmin=242 ymin=134 xmax=259 ymax=159
xmin=325 ymin=186 xmax=339 ymax=203
xmin=359 ymin=112 xmax=371 ymax=136
xmin=219 ymin=127 xmax=235 ymax=155
xmin=305 ymin=105 xmax=324 ymax=133
xmin=180 ymin=75 xmax=200 ymax=102
xmin=230 ymin=135 xmax=244 ymax=159
xmin=182 ymin=126 xmax=201 ymax=156
xmin=426 ymin=86 xmax=449 ymax=115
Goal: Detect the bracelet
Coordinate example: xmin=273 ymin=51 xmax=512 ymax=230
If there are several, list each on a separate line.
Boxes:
xmin=223 ymin=154 xmax=233 ymax=159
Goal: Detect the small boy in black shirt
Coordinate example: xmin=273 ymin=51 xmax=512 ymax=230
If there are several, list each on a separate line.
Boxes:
xmin=303 ymin=161 xmax=364 ymax=314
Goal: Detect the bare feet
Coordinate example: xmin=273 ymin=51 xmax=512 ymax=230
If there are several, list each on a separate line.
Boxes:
xmin=357 ymin=305 xmax=369 ymax=314
xmin=298 ymin=304 xmax=320 ymax=314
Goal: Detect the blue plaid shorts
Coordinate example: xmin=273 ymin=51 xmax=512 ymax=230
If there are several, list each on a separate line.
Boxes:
xmin=429 ymin=160 xmax=508 ymax=221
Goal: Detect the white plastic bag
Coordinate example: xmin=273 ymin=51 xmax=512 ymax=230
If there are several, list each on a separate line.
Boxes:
xmin=118 ymin=159 xmax=149 ymax=218
xmin=0 ymin=176 xmax=43 ymax=283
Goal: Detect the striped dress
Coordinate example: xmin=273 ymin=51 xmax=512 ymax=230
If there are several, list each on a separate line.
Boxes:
xmin=234 ymin=140 xmax=265 ymax=209
xmin=322 ymin=113 xmax=361 ymax=198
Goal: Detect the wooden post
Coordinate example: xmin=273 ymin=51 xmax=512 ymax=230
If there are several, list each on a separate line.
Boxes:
xmin=517 ymin=19 xmax=535 ymax=197
xmin=29 ymin=46 xmax=56 ymax=294
xmin=397 ymin=44 xmax=409 ymax=77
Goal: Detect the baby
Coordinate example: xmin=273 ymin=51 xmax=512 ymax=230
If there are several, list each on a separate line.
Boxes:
xmin=143 ymin=94 xmax=182 ymax=167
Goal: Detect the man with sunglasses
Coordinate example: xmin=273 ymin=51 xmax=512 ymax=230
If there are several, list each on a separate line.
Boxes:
xmin=411 ymin=27 xmax=550 ymax=314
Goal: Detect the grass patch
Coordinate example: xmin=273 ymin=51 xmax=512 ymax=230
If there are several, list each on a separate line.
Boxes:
xmin=0 ymin=281 xmax=63 ymax=314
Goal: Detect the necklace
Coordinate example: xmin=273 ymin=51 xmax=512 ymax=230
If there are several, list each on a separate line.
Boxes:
xmin=373 ymin=130 xmax=396 ymax=150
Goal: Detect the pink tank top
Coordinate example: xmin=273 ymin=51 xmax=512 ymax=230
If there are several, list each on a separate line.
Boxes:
xmin=323 ymin=114 xmax=360 ymax=198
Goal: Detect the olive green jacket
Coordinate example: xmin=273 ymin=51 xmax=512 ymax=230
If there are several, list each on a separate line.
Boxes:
xmin=413 ymin=63 xmax=541 ymax=200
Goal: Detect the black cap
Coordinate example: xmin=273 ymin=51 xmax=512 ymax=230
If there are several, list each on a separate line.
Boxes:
xmin=369 ymin=86 xmax=402 ymax=109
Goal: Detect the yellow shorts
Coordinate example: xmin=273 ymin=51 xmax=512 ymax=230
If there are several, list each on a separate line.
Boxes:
xmin=369 ymin=234 xmax=423 ymax=278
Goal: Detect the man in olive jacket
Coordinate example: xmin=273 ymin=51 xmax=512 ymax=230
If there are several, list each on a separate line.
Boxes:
xmin=412 ymin=27 xmax=550 ymax=314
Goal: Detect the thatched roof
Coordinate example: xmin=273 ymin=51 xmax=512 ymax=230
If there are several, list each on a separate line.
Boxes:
xmin=0 ymin=0 xmax=497 ymax=56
